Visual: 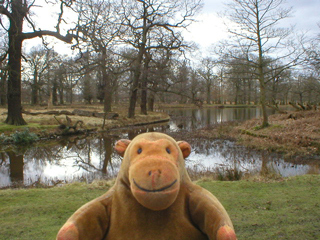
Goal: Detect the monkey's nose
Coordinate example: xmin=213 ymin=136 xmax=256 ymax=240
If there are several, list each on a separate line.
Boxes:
xmin=148 ymin=169 xmax=162 ymax=177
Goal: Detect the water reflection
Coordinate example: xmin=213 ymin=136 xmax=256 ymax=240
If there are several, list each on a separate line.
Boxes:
xmin=167 ymin=107 xmax=275 ymax=131
xmin=8 ymin=152 xmax=24 ymax=183
xmin=185 ymin=138 xmax=319 ymax=179
xmin=0 ymin=107 xmax=319 ymax=188
xmin=0 ymin=136 xmax=122 ymax=187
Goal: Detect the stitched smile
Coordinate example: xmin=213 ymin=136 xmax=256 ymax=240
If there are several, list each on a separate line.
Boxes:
xmin=133 ymin=179 xmax=177 ymax=192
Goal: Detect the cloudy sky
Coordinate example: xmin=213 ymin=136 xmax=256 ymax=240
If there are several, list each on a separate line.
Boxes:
xmin=25 ymin=0 xmax=320 ymax=55
xmin=184 ymin=0 xmax=320 ymax=51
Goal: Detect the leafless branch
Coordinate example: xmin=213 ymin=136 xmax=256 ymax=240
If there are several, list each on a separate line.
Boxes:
xmin=22 ymin=30 xmax=75 ymax=43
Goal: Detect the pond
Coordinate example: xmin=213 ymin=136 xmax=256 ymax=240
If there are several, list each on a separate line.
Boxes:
xmin=0 ymin=107 xmax=319 ymax=188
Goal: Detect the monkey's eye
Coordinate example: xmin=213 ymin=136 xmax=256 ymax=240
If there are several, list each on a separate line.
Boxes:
xmin=137 ymin=148 xmax=142 ymax=154
xmin=166 ymin=147 xmax=171 ymax=154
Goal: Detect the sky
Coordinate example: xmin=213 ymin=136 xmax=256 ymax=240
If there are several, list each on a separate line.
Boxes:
xmin=184 ymin=0 xmax=320 ymax=53
xmin=24 ymin=0 xmax=320 ymax=56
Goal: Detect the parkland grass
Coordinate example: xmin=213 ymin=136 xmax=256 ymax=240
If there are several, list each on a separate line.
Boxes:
xmin=0 ymin=175 xmax=319 ymax=240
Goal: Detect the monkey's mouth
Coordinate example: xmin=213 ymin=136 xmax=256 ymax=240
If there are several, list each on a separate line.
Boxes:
xmin=133 ymin=179 xmax=177 ymax=193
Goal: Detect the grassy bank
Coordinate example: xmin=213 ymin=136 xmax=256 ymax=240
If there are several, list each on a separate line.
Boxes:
xmin=0 ymin=105 xmax=169 ymax=139
xmin=198 ymin=110 xmax=320 ymax=158
xmin=0 ymin=175 xmax=319 ymax=240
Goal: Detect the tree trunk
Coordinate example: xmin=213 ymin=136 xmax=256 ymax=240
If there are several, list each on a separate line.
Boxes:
xmin=31 ymin=86 xmax=37 ymax=105
xmin=256 ymin=4 xmax=269 ymax=128
xmin=31 ymin=69 xmax=39 ymax=105
xmin=148 ymin=91 xmax=155 ymax=112
xmin=5 ymin=1 xmax=27 ymax=125
xmin=104 ymin=75 xmax=112 ymax=112
xmin=234 ymin=82 xmax=240 ymax=105
xmin=258 ymin=68 xmax=269 ymax=128
xmin=102 ymin=51 xmax=112 ymax=113
xmin=259 ymin=77 xmax=269 ymax=127
xmin=128 ymin=2 xmax=148 ymax=118
xmin=128 ymin=45 xmax=145 ymax=118
xmin=58 ymin=86 xmax=64 ymax=104
xmin=140 ymin=80 xmax=147 ymax=115
xmin=114 ymin=83 xmax=119 ymax=104
xmin=52 ymin=83 xmax=58 ymax=106
xmin=48 ymin=91 xmax=53 ymax=109
xmin=0 ymin=68 xmax=7 ymax=106
xmin=299 ymin=93 xmax=303 ymax=105
xmin=69 ymin=88 xmax=73 ymax=104
xmin=247 ymin=79 xmax=252 ymax=105
xmin=128 ymin=65 xmax=141 ymax=118
xmin=206 ymin=81 xmax=211 ymax=104
xmin=140 ymin=53 xmax=151 ymax=115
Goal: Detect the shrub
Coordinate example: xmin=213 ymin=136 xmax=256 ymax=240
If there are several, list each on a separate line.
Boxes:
xmin=216 ymin=167 xmax=243 ymax=181
xmin=0 ymin=133 xmax=11 ymax=144
xmin=10 ymin=128 xmax=39 ymax=144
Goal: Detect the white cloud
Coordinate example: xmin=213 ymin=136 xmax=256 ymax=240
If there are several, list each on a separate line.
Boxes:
xmin=22 ymin=0 xmax=319 ymax=55
xmin=186 ymin=0 xmax=320 ymax=49
xmin=184 ymin=13 xmax=228 ymax=48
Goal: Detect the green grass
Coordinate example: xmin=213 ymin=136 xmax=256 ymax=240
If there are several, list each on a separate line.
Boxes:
xmin=0 ymin=182 xmax=112 ymax=240
xmin=197 ymin=175 xmax=320 ymax=239
xmin=0 ymin=123 xmax=57 ymax=133
xmin=0 ymin=176 xmax=320 ymax=240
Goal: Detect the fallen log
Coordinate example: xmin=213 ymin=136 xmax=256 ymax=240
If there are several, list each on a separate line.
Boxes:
xmin=21 ymin=110 xmax=74 ymax=115
xmin=72 ymin=109 xmax=119 ymax=119
xmin=19 ymin=109 xmax=119 ymax=119
xmin=72 ymin=109 xmax=93 ymax=117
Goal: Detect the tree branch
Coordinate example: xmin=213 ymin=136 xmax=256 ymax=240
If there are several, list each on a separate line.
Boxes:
xmin=0 ymin=51 xmax=8 ymax=63
xmin=0 ymin=5 xmax=12 ymax=19
xmin=22 ymin=31 xmax=76 ymax=43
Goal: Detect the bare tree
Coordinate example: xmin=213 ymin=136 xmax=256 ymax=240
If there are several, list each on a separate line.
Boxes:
xmin=0 ymin=0 xmax=76 ymax=125
xmin=198 ymin=57 xmax=216 ymax=104
xmin=62 ymin=58 xmax=80 ymax=104
xmin=24 ymin=46 xmax=49 ymax=105
xmin=146 ymin=48 xmax=173 ymax=111
xmin=189 ymin=69 xmax=203 ymax=104
xmin=172 ymin=60 xmax=190 ymax=104
xmin=305 ymin=27 xmax=320 ymax=78
xmin=215 ymin=62 xmax=228 ymax=104
xmin=119 ymin=0 xmax=202 ymax=118
xmin=266 ymin=60 xmax=292 ymax=104
xmin=75 ymin=0 xmax=121 ymax=112
xmin=222 ymin=0 xmax=303 ymax=127
xmin=43 ymin=49 xmax=63 ymax=105
xmin=78 ymin=51 xmax=95 ymax=104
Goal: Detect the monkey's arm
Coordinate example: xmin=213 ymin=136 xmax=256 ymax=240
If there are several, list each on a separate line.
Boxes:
xmin=188 ymin=185 xmax=237 ymax=240
xmin=56 ymin=190 xmax=114 ymax=240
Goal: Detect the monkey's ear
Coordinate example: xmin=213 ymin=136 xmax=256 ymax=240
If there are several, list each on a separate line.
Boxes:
xmin=177 ymin=141 xmax=191 ymax=158
xmin=114 ymin=139 xmax=131 ymax=157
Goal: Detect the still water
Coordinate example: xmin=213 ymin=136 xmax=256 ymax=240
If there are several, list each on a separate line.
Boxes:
xmin=0 ymin=107 xmax=319 ymax=188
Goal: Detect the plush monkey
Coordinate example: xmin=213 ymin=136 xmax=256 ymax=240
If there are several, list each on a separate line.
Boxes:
xmin=57 ymin=132 xmax=237 ymax=240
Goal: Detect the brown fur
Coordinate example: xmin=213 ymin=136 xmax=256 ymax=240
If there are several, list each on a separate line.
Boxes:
xmin=57 ymin=132 xmax=237 ymax=240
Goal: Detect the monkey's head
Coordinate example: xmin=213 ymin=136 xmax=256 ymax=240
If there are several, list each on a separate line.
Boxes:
xmin=115 ymin=132 xmax=191 ymax=211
